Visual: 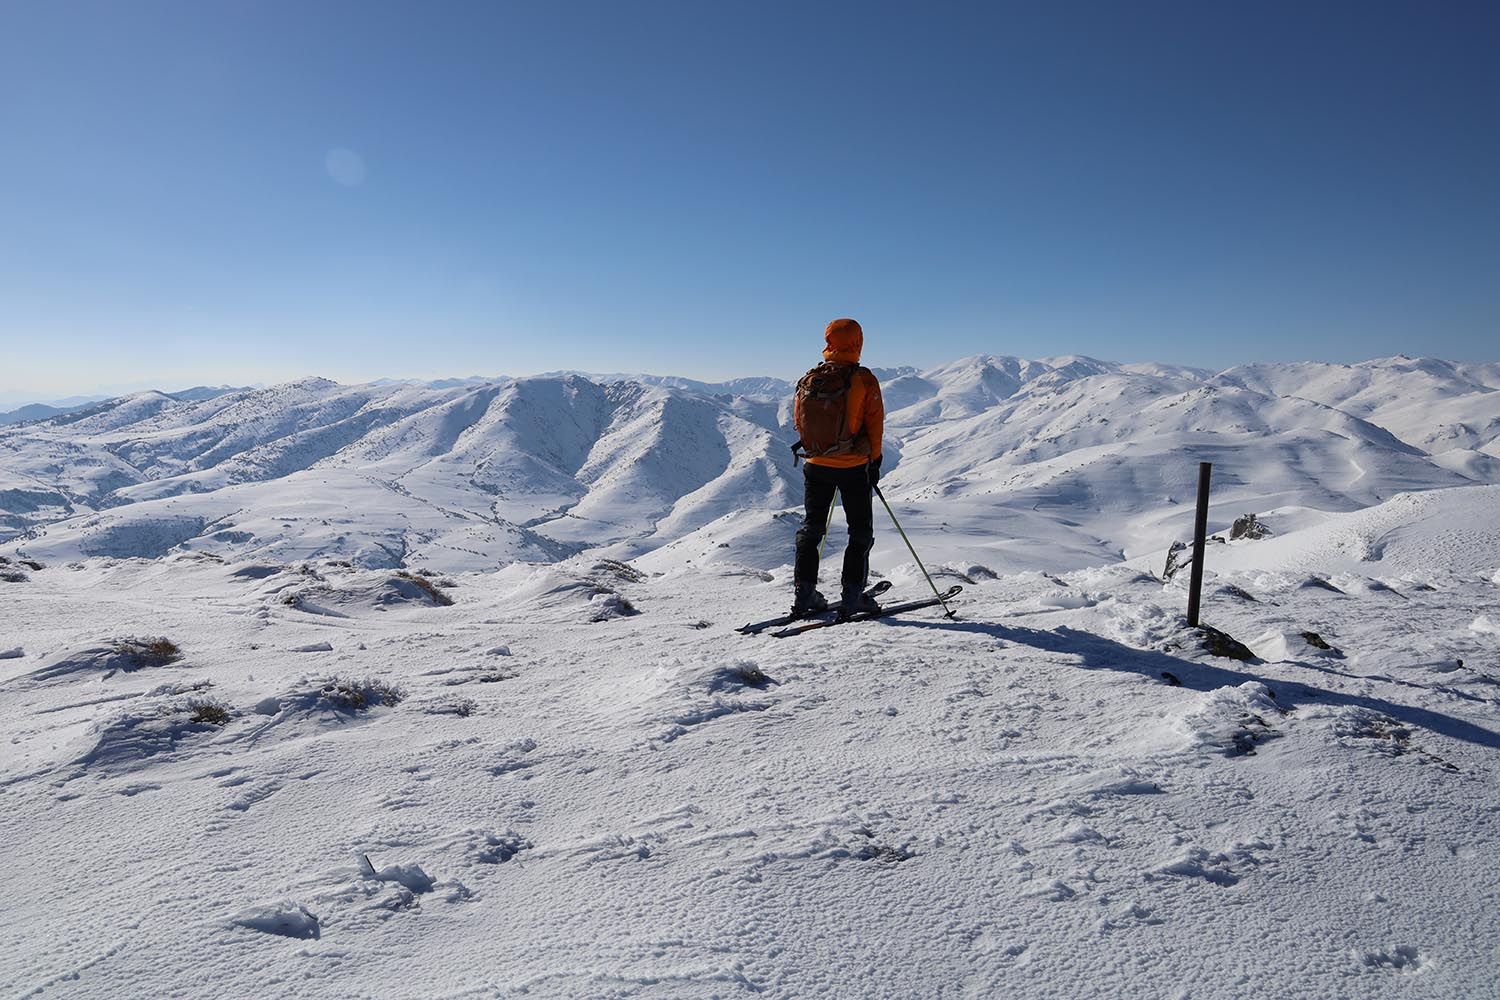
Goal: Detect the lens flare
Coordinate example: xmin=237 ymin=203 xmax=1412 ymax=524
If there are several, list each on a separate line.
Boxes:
xmin=325 ymin=148 xmax=366 ymax=186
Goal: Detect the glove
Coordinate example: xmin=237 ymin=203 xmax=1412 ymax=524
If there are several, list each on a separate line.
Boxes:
xmin=867 ymin=455 xmax=882 ymax=486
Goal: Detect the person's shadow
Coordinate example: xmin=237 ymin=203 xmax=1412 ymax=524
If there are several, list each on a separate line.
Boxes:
xmin=882 ymin=616 xmax=1500 ymax=753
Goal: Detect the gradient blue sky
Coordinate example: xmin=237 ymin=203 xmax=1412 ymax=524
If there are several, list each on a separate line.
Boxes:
xmin=2 ymin=0 xmax=1497 ymax=403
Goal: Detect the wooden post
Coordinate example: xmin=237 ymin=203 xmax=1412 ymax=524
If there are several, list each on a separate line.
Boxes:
xmin=1187 ymin=461 xmax=1212 ymax=627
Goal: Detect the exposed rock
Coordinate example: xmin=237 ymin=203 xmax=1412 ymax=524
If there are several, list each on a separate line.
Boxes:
xmin=1229 ymin=513 xmax=1272 ymax=541
xmin=1300 ymin=630 xmax=1333 ymax=650
xmin=1197 ymin=625 xmax=1256 ymax=661
xmin=1163 ymin=540 xmax=1187 ymax=581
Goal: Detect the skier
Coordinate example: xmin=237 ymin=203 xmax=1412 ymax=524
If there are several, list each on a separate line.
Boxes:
xmin=790 ymin=318 xmax=885 ymax=620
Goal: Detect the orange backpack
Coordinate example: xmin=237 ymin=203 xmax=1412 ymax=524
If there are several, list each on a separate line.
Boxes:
xmin=792 ymin=361 xmax=864 ymax=464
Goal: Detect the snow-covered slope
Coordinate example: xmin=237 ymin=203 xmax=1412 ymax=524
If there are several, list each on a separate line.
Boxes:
xmin=0 ymin=376 xmax=797 ymax=570
xmin=1191 ymin=485 xmax=1500 ymax=578
xmin=2 ymin=487 xmax=1497 ymax=998
xmin=1216 ymin=356 xmax=1500 ymax=456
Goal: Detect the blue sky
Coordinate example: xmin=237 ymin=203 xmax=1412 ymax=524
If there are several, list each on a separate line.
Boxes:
xmin=2 ymin=1 xmax=1497 ymax=403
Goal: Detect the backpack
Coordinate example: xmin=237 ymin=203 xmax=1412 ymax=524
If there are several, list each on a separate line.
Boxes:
xmin=791 ymin=361 xmax=865 ymax=464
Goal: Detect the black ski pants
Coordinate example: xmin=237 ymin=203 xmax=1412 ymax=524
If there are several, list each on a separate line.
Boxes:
xmin=794 ymin=462 xmax=874 ymax=598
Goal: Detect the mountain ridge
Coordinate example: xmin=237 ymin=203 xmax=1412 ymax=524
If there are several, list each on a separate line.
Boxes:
xmin=3 ymin=354 xmax=1497 ymax=573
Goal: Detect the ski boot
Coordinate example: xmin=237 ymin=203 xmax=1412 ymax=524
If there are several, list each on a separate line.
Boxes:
xmin=837 ymin=587 xmax=882 ymax=622
xmin=790 ymin=583 xmax=829 ymax=618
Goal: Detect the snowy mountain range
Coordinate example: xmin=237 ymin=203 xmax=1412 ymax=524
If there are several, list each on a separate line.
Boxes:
xmin=0 ymin=385 xmax=251 ymax=427
xmin=3 ymin=354 xmax=1496 ymax=573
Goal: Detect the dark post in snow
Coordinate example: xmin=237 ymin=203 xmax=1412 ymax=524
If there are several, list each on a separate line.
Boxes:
xmin=1186 ymin=461 xmax=1212 ymax=627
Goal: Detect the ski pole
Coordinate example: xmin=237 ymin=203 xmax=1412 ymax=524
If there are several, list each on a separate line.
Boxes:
xmin=874 ymin=485 xmax=954 ymax=617
xmin=818 ymin=492 xmax=837 ymax=558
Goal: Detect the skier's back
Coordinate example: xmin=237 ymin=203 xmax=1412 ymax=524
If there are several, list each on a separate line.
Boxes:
xmin=791 ymin=318 xmax=885 ymax=619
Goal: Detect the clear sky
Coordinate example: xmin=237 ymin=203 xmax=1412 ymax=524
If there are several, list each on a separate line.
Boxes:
xmin=2 ymin=0 xmax=1497 ymax=404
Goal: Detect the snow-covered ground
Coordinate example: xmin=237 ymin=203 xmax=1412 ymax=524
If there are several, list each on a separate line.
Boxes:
xmin=2 ymin=356 xmax=1499 ymax=998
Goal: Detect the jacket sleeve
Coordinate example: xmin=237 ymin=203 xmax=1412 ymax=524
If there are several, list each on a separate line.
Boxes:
xmin=862 ymin=370 xmax=884 ymax=461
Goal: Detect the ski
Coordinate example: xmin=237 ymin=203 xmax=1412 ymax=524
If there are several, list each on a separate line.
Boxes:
xmin=736 ymin=580 xmax=893 ymax=635
xmin=770 ymin=585 xmax=963 ymax=638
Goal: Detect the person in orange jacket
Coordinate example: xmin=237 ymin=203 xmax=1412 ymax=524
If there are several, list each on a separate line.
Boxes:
xmin=791 ymin=318 xmax=885 ymax=619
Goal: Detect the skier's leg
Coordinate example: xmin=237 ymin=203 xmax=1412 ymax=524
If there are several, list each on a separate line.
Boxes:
xmin=839 ymin=467 xmax=875 ymax=603
xmin=794 ymin=465 xmax=836 ymax=603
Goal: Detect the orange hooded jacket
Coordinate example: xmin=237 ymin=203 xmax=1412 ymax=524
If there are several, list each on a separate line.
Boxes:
xmin=797 ymin=318 xmax=883 ymax=469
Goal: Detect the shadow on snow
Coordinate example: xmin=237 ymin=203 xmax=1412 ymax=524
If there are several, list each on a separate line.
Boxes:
xmin=885 ymin=617 xmax=1500 ymax=752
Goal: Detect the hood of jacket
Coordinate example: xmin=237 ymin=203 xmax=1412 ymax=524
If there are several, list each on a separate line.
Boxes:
xmin=822 ymin=318 xmax=863 ymax=364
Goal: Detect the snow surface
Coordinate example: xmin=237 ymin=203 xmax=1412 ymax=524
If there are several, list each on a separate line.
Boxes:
xmin=2 ymin=355 xmax=1499 ymax=998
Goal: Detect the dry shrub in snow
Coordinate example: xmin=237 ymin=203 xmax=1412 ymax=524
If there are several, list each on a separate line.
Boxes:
xmin=425 ymin=697 xmax=477 ymax=717
xmin=394 ymin=570 xmax=454 ymax=606
xmin=592 ymin=559 xmax=646 ymax=583
xmin=717 ymin=662 xmax=772 ymax=690
xmin=187 ymin=698 xmax=232 ymax=727
xmin=112 ymin=636 xmax=183 ymax=668
xmin=321 ymin=677 xmax=405 ymax=711
xmin=588 ymin=591 xmax=638 ymax=622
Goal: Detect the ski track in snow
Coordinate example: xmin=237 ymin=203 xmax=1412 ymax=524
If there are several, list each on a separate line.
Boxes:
xmin=2 ymin=539 xmax=1498 ymax=999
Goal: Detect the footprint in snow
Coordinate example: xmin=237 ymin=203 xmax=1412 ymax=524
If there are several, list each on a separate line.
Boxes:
xmin=490 ymin=737 xmax=540 ymax=777
xmin=1357 ymin=945 xmax=1428 ymax=974
xmin=1024 ymin=878 xmax=1079 ymax=902
xmin=1149 ymin=839 xmax=1269 ymax=887
xmin=225 ymin=780 xmax=281 ymax=812
xmin=117 ymin=782 xmax=162 ymax=796
xmin=317 ymin=856 xmax=473 ymax=915
xmin=232 ymin=901 xmax=320 ymax=939
xmin=573 ymin=832 xmax=660 ymax=864
xmin=1096 ymin=901 xmax=1165 ymax=933
xmin=357 ymin=854 xmax=436 ymax=892
xmin=468 ymin=829 xmax=533 ymax=865
xmin=1039 ymin=593 xmax=1096 ymax=610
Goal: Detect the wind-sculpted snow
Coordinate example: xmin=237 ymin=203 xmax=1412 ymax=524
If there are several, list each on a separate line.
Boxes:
xmin=2 ymin=355 xmax=1499 ymax=573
